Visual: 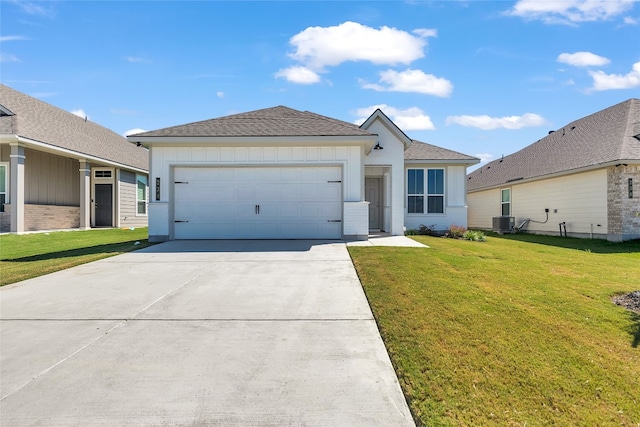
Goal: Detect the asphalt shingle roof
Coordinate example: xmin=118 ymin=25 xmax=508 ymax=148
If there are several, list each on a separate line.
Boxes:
xmin=467 ymin=98 xmax=640 ymax=192
xmin=0 ymin=84 xmax=148 ymax=171
xmin=133 ymin=106 xmax=375 ymax=138
xmin=405 ymin=139 xmax=479 ymax=162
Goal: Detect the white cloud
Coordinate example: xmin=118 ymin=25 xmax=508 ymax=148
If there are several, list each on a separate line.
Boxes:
xmin=124 ymin=128 xmax=147 ymax=137
xmin=361 ymin=69 xmax=453 ymax=97
xmin=353 ymin=104 xmax=436 ymax=131
xmin=9 ymin=0 xmax=56 ymax=17
xmin=275 ymin=66 xmax=321 ymax=84
xmin=0 ymin=53 xmax=20 ymax=62
xmin=589 ymin=61 xmax=640 ymax=91
xmin=507 ymin=0 xmax=636 ymax=24
xmin=0 ymin=35 xmax=28 ymax=42
xmin=70 ymin=109 xmax=89 ymax=120
xmin=475 ymin=153 xmax=494 ymax=164
xmin=446 ymin=113 xmax=547 ymax=130
xmin=557 ymin=51 xmax=610 ymax=67
xmin=216 ymin=91 xmax=225 ymax=98
xmin=622 ymin=16 xmax=638 ymax=25
xmin=286 ymin=21 xmax=433 ymax=71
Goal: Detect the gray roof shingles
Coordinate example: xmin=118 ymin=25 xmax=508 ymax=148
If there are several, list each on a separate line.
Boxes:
xmin=0 ymin=84 xmax=148 ymax=171
xmin=133 ymin=106 xmax=375 ymax=138
xmin=467 ymin=98 xmax=640 ymax=192
xmin=405 ymin=139 xmax=479 ymax=162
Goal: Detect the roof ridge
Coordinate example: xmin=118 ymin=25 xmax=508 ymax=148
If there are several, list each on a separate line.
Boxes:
xmin=302 ymin=109 xmax=370 ymax=133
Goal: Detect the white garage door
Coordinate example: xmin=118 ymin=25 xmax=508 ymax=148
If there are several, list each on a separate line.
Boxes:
xmin=174 ymin=166 xmax=343 ymax=239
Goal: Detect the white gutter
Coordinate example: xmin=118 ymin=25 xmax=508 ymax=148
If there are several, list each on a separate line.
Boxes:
xmin=0 ymin=134 xmax=148 ymax=174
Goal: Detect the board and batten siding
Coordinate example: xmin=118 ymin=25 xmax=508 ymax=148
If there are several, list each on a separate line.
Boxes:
xmin=468 ymin=169 xmax=608 ymax=236
xmin=118 ymin=169 xmax=148 ymax=228
xmin=148 ymin=144 xmax=366 ymax=241
xmin=24 ymin=148 xmax=80 ymax=206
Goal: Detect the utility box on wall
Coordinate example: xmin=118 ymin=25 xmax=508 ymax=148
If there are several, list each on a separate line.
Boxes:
xmin=492 ymin=216 xmax=515 ymax=233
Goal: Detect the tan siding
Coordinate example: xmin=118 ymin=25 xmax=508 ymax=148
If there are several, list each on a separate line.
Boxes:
xmin=24 ymin=148 xmax=79 ymax=206
xmin=468 ymin=189 xmax=500 ymax=229
xmin=469 ymin=169 xmax=608 ymax=236
xmin=119 ymin=169 xmax=148 ymax=228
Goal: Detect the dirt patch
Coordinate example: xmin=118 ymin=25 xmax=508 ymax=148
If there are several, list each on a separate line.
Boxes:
xmin=612 ymin=291 xmax=640 ymax=314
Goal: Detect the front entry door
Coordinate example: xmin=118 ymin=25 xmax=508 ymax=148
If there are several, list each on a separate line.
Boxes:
xmin=365 ymin=178 xmax=381 ymax=230
xmin=95 ymin=184 xmax=113 ymax=227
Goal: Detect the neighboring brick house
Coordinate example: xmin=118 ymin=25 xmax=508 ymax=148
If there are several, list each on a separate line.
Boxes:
xmin=467 ymin=98 xmax=640 ymax=242
xmin=0 ymin=84 xmax=149 ymax=233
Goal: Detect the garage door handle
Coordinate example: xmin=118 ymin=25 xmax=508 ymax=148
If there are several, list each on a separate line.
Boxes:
xmin=175 ymin=220 xmax=189 ymax=223
xmin=327 ymin=220 xmax=342 ymax=223
xmin=255 ymin=204 xmax=260 ymax=215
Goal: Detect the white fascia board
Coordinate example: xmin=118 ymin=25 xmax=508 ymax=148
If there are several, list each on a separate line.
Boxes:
xmin=467 ymin=160 xmax=636 ymax=193
xmin=359 ymin=110 xmax=412 ymax=149
xmin=4 ymin=135 xmax=148 ymax=174
xmin=128 ymin=135 xmax=377 ymax=151
xmin=405 ymin=159 xmax=480 ymax=166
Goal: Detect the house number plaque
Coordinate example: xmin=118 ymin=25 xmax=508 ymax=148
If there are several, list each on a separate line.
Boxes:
xmin=156 ymin=177 xmax=160 ymax=201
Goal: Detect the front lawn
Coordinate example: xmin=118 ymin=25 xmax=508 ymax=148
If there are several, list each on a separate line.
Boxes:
xmin=349 ymin=235 xmax=640 ymax=426
xmin=0 ymin=228 xmax=152 ymax=286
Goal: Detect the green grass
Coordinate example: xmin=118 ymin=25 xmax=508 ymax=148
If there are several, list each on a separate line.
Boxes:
xmin=349 ymin=234 xmax=640 ymax=427
xmin=0 ymin=228 xmax=152 ymax=286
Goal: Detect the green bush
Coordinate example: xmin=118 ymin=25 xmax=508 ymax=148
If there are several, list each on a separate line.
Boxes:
xmin=463 ymin=230 xmax=486 ymax=242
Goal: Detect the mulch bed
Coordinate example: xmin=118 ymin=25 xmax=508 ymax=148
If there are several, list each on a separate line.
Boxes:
xmin=612 ymin=291 xmax=640 ymax=314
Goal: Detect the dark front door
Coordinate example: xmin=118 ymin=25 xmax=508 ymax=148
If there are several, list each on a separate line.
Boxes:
xmin=95 ymin=184 xmax=113 ymax=227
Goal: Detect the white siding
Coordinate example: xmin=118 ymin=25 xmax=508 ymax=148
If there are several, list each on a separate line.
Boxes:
xmin=363 ymin=119 xmax=406 ymax=235
xmin=468 ymin=169 xmax=608 ymax=236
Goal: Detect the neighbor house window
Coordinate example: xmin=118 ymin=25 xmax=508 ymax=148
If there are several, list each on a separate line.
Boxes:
xmin=407 ymin=169 xmax=424 ymax=213
xmin=408 ymin=168 xmax=445 ymax=214
xmin=136 ymin=174 xmax=148 ymax=215
xmin=0 ymin=164 xmax=7 ymax=213
xmin=427 ymin=169 xmax=444 ymax=214
xmin=501 ymin=188 xmax=511 ymax=216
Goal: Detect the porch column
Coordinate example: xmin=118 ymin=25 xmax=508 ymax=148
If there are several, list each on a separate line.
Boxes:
xmin=79 ymin=160 xmax=91 ymax=229
xmin=9 ymin=144 xmax=25 ymax=233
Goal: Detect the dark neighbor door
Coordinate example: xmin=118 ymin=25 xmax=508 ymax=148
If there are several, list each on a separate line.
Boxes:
xmin=95 ymin=184 xmax=113 ymax=227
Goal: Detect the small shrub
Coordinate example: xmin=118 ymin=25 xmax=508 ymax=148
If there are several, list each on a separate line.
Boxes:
xmin=447 ymin=225 xmax=467 ymax=238
xmin=417 ymin=224 xmax=437 ymax=235
xmin=405 ymin=229 xmax=418 ymax=236
xmin=463 ymin=230 xmax=486 ymax=242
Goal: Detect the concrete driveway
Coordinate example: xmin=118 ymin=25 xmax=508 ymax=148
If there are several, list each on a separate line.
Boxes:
xmin=0 ymin=240 xmax=415 ymax=426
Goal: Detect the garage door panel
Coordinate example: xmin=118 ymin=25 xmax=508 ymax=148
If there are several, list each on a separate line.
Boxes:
xmin=174 ymin=166 xmax=342 ymax=239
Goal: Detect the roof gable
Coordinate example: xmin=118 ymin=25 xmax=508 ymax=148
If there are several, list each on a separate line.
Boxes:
xmin=467 ymin=98 xmax=640 ymax=191
xmin=359 ymin=109 xmax=412 ymax=148
xmin=132 ymin=106 xmax=375 ymax=138
xmin=0 ymin=84 xmax=148 ymax=172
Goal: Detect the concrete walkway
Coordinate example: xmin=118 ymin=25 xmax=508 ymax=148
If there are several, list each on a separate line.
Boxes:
xmin=0 ymin=240 xmax=415 ymax=426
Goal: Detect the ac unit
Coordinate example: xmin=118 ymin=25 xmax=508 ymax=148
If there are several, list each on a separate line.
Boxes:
xmin=492 ymin=216 xmax=515 ymax=233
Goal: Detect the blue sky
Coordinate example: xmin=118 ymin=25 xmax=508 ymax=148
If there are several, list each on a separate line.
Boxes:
xmin=1 ymin=0 xmax=639 ymax=169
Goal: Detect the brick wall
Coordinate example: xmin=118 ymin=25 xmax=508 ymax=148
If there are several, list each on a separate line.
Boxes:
xmin=24 ymin=204 xmax=80 ymax=231
xmin=607 ymin=165 xmax=640 ymax=241
xmin=0 ymin=208 xmax=10 ymax=232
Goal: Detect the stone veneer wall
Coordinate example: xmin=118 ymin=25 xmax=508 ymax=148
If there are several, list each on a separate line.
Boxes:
xmin=24 ymin=204 xmax=80 ymax=231
xmin=607 ymin=165 xmax=640 ymax=241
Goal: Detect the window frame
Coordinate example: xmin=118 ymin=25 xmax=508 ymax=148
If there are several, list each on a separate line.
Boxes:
xmin=501 ymin=188 xmax=511 ymax=216
xmin=426 ymin=168 xmax=445 ymax=214
xmin=407 ymin=169 xmax=425 ymax=214
xmin=136 ymin=174 xmax=148 ymax=216
xmin=407 ymin=168 xmax=446 ymax=215
xmin=0 ymin=163 xmax=8 ymax=213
